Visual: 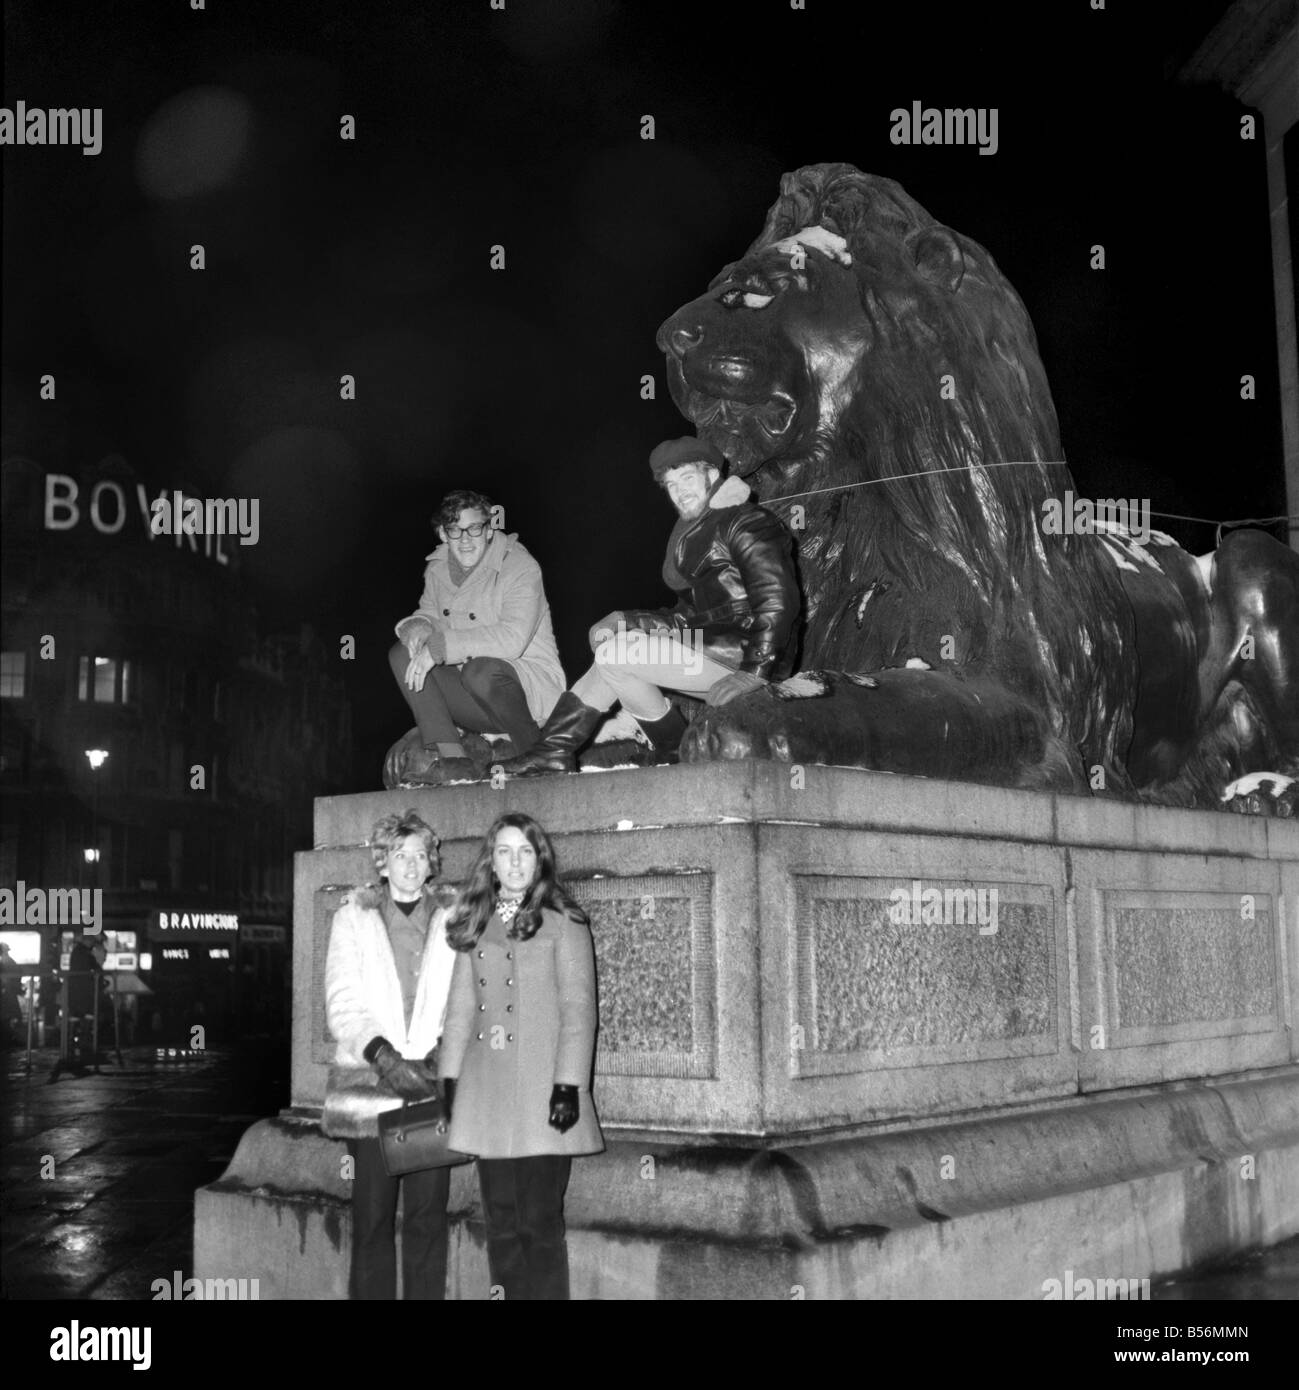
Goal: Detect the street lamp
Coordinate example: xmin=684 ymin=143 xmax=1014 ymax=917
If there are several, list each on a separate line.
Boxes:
xmin=85 ymin=749 xmax=109 ymax=886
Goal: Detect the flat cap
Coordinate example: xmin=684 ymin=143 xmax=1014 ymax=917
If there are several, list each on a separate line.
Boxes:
xmin=648 ymin=436 xmax=727 ymax=482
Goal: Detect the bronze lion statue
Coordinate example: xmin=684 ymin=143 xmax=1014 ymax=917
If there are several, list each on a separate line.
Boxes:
xmin=656 ymin=163 xmax=1298 ymax=813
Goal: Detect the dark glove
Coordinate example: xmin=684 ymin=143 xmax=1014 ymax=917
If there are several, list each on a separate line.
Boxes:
xmin=418 ymin=1045 xmax=440 ymax=1087
xmin=441 ymin=1077 xmax=457 ymax=1120
xmin=369 ymin=1038 xmax=436 ymax=1101
xmin=548 ymin=1084 xmax=579 ymax=1133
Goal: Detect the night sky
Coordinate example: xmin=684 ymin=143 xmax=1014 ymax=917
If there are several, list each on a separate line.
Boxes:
xmin=2 ymin=0 xmax=1284 ymax=786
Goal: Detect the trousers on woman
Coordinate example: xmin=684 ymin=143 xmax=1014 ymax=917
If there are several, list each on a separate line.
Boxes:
xmin=347 ymin=1138 xmax=450 ymax=1300
xmin=478 ymin=1155 xmax=571 ymax=1301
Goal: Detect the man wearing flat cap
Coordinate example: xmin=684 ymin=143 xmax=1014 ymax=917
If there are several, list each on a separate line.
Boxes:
xmin=504 ymin=437 xmax=801 ymax=775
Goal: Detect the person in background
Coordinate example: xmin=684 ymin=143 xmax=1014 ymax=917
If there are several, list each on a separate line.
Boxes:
xmin=439 ymin=812 xmax=603 ymax=1300
xmin=389 ymin=489 xmax=566 ymax=784
xmin=48 ymin=934 xmax=103 ymax=1082
xmin=322 ymin=809 xmax=458 ymax=1299
xmin=0 ymin=943 xmax=24 ymax=1048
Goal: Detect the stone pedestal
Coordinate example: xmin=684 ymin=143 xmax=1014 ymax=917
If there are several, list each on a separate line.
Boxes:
xmin=196 ymin=764 xmax=1299 ymax=1297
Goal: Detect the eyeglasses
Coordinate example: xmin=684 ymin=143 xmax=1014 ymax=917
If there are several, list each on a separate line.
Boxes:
xmin=445 ymin=523 xmax=489 ymax=539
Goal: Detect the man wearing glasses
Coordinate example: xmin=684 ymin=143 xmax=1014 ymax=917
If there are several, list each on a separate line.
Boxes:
xmin=390 ymin=489 xmax=565 ymax=783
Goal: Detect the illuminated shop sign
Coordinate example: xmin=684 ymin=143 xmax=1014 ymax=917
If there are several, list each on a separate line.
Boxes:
xmin=156 ymin=912 xmax=238 ymax=932
xmin=41 ymin=472 xmax=234 ymax=566
xmin=0 ymin=930 xmax=42 ymax=966
xmin=150 ymin=911 xmax=240 ymax=946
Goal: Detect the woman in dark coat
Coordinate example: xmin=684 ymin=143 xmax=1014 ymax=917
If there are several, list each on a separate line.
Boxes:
xmin=438 ymin=812 xmax=602 ymax=1300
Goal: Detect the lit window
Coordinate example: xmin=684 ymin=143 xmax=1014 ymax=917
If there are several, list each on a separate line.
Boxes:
xmin=0 ymin=652 xmax=26 ymax=699
xmin=77 ymin=656 xmax=133 ymax=704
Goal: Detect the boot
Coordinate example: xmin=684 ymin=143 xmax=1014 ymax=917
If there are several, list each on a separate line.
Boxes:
xmin=502 ymin=692 xmax=603 ymax=776
xmin=402 ymin=745 xmax=481 ymax=786
xmin=634 ymin=704 xmax=689 ymax=765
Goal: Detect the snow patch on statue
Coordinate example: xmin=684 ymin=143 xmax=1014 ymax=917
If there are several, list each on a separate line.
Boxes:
xmin=771 ymin=225 xmax=854 ymax=267
xmin=1221 ymin=771 xmax=1295 ymax=803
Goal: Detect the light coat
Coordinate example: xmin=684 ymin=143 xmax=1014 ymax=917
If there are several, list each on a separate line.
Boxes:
xmin=439 ymin=906 xmax=604 ymax=1159
xmin=321 ymin=882 xmax=458 ymax=1140
xmin=394 ymin=532 xmax=565 ymax=724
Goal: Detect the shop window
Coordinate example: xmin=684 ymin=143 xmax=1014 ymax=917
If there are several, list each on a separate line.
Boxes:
xmin=0 ymin=652 xmax=26 ymax=699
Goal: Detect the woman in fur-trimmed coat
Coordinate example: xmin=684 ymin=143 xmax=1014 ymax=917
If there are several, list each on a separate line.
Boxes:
xmin=322 ymin=809 xmax=458 ymax=1300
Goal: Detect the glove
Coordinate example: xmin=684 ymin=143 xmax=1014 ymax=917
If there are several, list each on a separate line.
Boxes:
xmin=418 ymin=1045 xmax=439 ymax=1087
xmin=548 ymin=1084 xmax=579 ymax=1133
xmin=705 ymin=670 xmax=766 ymax=707
xmin=370 ymin=1039 xmax=437 ymax=1101
xmin=441 ymin=1077 xmax=457 ymax=1120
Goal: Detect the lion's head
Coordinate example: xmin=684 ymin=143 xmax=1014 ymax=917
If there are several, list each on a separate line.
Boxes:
xmin=657 ymin=163 xmax=1136 ymax=780
xmin=657 ymin=163 xmax=1060 ymax=486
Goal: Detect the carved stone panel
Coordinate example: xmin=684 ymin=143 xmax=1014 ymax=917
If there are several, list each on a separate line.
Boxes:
xmin=792 ymin=875 xmax=1056 ymax=1076
xmin=570 ymin=872 xmax=718 ymax=1079
xmin=1102 ymin=890 xmax=1278 ymax=1045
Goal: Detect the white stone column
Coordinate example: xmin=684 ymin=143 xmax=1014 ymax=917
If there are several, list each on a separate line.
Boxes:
xmin=1185 ymin=5 xmax=1299 ymax=551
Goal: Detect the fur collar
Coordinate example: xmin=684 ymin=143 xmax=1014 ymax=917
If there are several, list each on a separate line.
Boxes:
xmin=347 ymin=882 xmax=459 ymax=912
xmin=709 ymin=476 xmax=751 ymax=509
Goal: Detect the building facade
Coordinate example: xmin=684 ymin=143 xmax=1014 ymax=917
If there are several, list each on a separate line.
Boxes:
xmin=1 ymin=454 xmax=353 ymax=1044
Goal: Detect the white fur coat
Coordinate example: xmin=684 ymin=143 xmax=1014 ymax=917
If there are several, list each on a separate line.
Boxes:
xmin=321 ymin=882 xmax=458 ymax=1140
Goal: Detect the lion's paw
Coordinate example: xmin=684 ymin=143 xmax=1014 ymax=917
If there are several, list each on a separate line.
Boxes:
xmin=680 ymin=715 xmax=760 ymax=762
xmin=1221 ymin=772 xmax=1297 ymax=818
xmin=681 ymin=688 xmax=834 ymax=764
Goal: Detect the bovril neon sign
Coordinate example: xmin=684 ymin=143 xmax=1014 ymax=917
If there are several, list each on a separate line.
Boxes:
xmin=41 ymin=471 xmax=234 ymax=566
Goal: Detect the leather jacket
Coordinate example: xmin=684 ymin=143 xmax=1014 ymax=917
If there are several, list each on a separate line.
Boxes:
xmin=625 ymin=493 xmax=800 ymax=680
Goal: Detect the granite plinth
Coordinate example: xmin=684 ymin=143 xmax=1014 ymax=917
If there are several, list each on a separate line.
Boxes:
xmin=196 ymin=764 xmax=1299 ymax=1297
xmin=295 ymin=764 xmax=1298 ymax=1137
xmin=197 ymin=1071 xmax=1299 ymax=1298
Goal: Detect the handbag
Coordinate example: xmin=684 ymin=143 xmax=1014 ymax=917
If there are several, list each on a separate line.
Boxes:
xmin=377 ymin=1096 xmax=471 ymax=1176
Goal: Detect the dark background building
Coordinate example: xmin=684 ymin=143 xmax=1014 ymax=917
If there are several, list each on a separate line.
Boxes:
xmin=0 ymin=454 xmax=352 ymax=1042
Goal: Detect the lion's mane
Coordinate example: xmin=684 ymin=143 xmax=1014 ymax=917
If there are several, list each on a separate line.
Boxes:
xmin=745 ymin=163 xmax=1137 ymax=789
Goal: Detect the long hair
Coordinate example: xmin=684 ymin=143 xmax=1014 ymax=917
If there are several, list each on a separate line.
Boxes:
xmin=445 ymin=812 xmax=588 ymax=950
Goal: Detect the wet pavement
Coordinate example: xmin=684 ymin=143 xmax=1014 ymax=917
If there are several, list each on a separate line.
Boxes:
xmin=1 ymin=1039 xmax=287 ymax=1300
xmin=2 ymin=1037 xmax=1294 ymax=1300
xmin=1150 ymin=1235 xmax=1299 ymax=1301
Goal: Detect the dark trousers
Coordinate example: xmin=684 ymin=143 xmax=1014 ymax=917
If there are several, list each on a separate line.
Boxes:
xmin=388 ymin=644 xmax=541 ymax=753
xmin=347 ymin=1138 xmax=450 ymax=1300
xmin=477 ymin=1156 xmax=572 ymax=1301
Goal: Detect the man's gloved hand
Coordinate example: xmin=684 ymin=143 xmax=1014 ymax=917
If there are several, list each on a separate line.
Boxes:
xmin=548 ymin=1084 xmax=579 ymax=1133
xmin=705 ymin=670 xmax=766 ymax=707
xmin=371 ymin=1039 xmax=437 ymax=1101
xmin=441 ymin=1077 xmax=457 ymax=1120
